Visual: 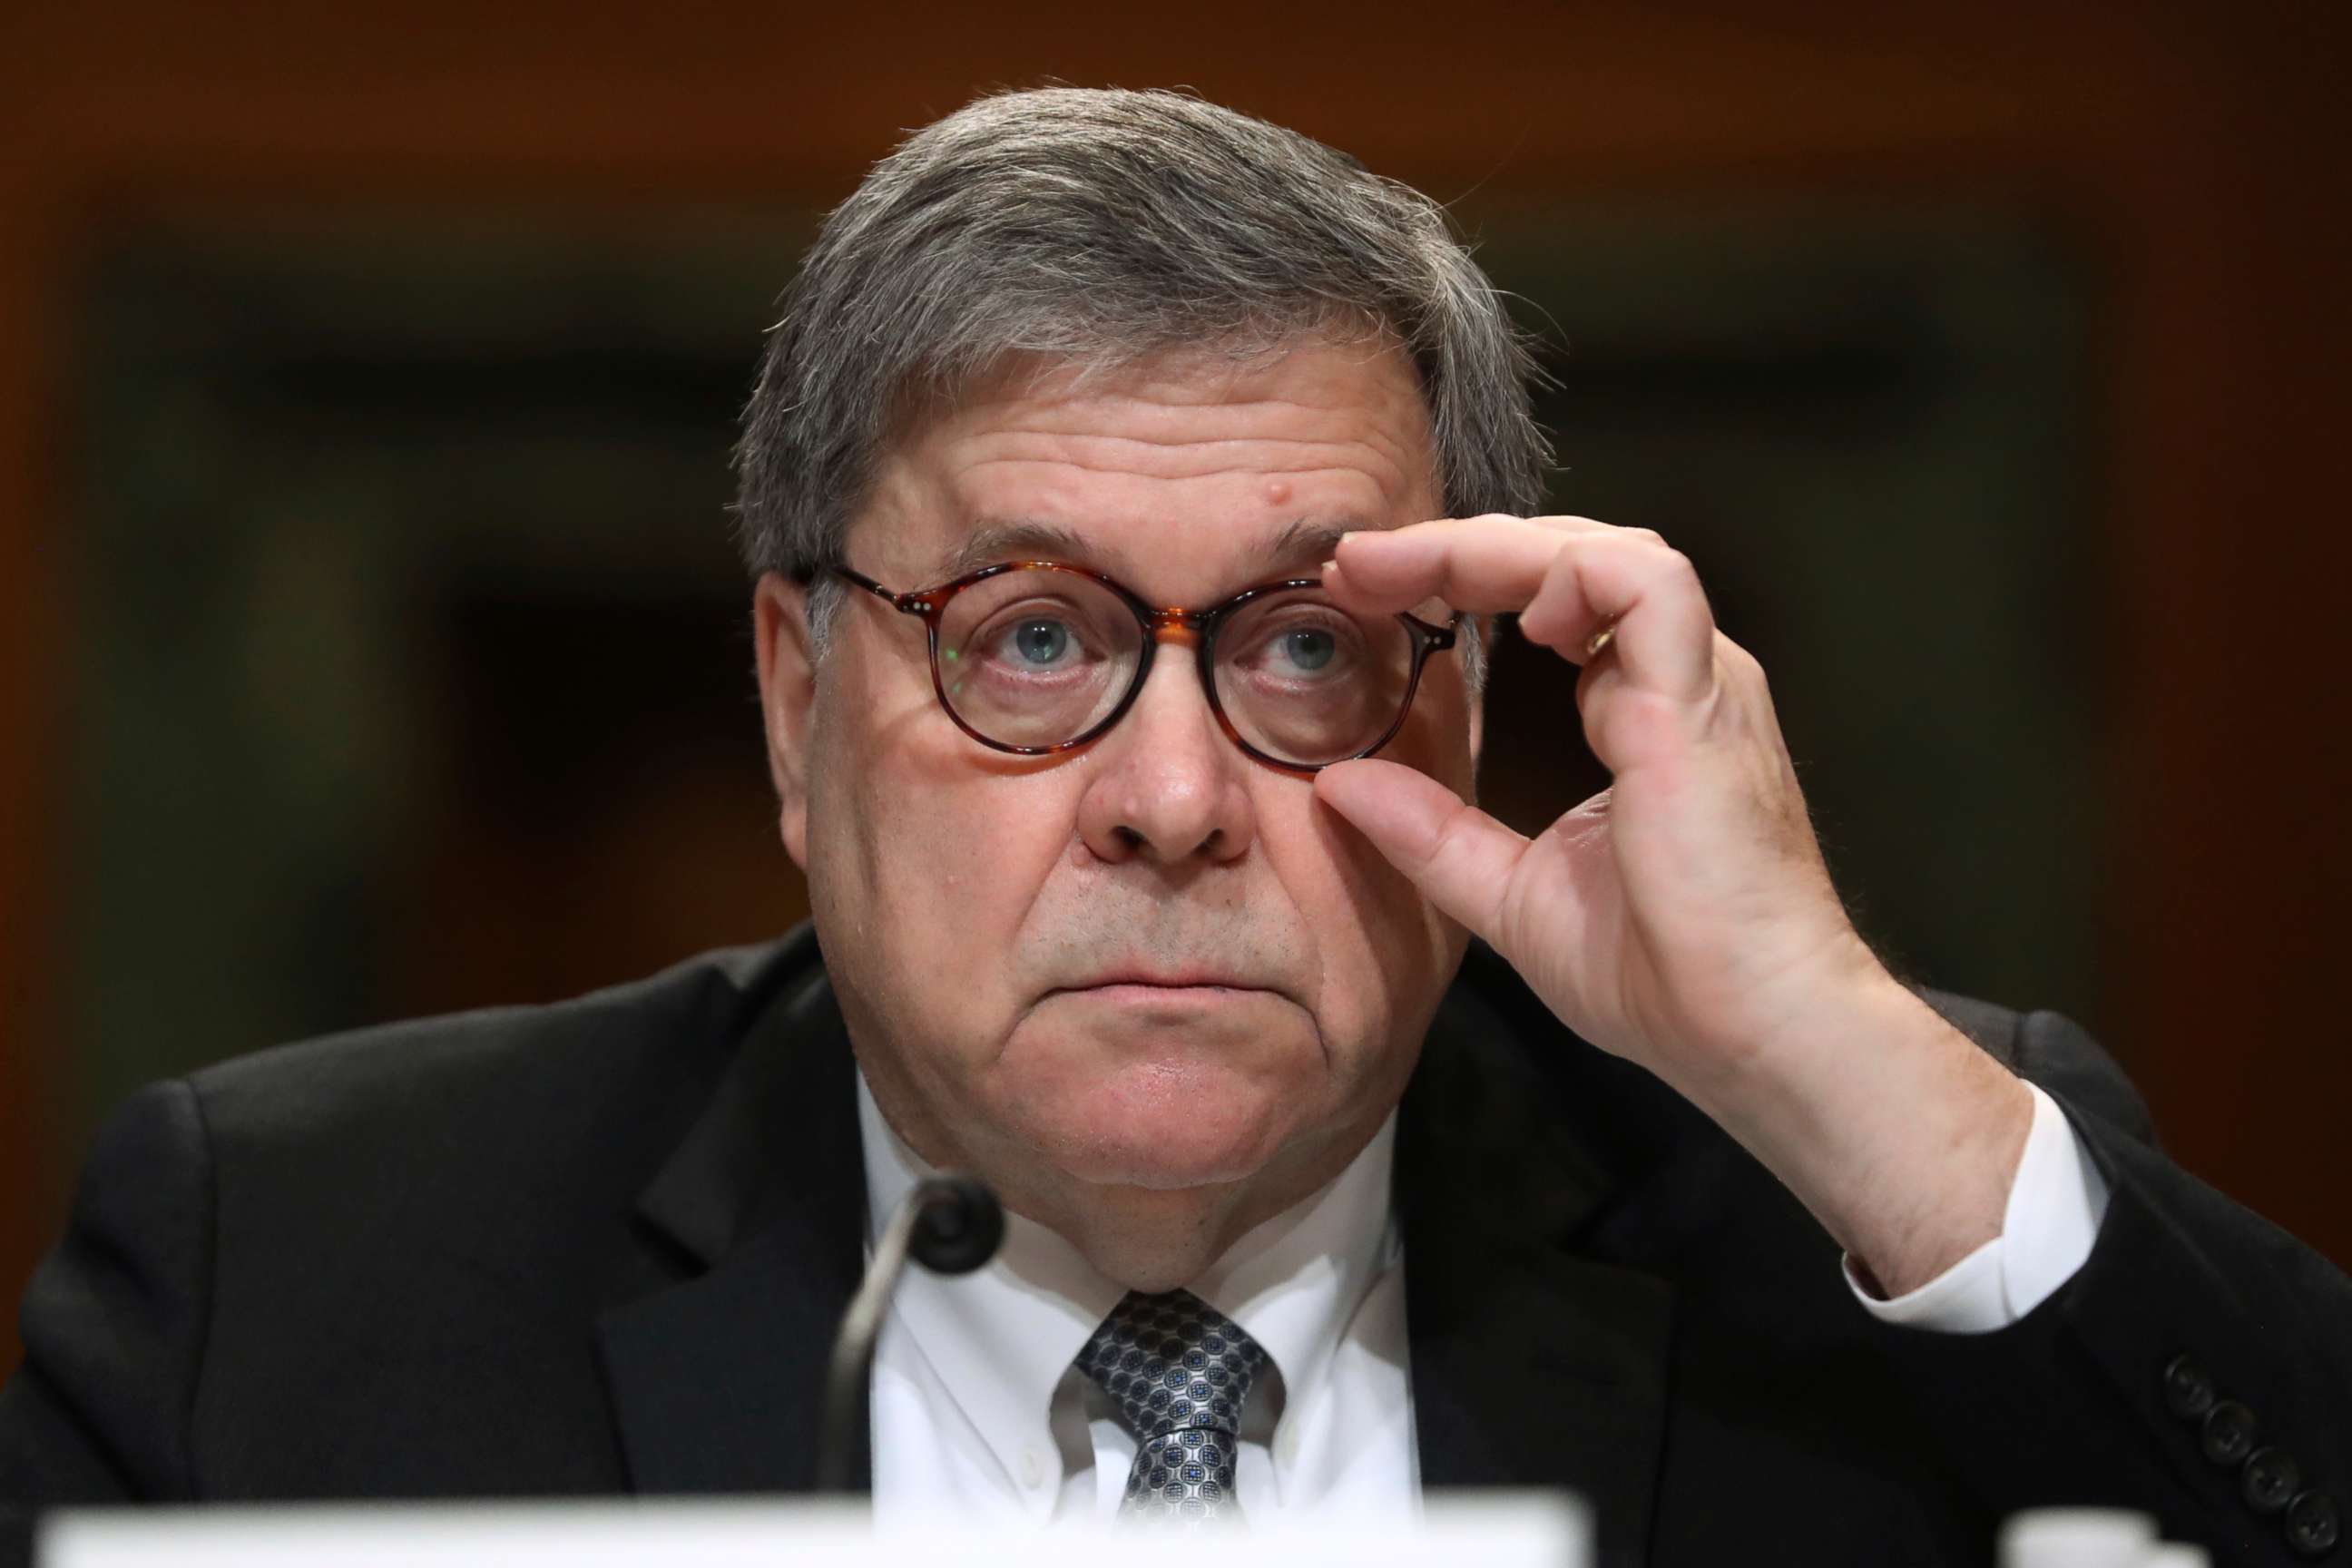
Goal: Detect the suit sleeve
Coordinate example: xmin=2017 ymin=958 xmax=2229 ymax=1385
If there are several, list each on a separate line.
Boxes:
xmin=1881 ymin=1011 xmax=2352 ymax=1564
xmin=0 ymin=1078 xmax=216 ymax=1523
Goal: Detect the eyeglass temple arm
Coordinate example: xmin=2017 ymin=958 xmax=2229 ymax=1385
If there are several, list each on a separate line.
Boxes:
xmin=830 ymin=565 xmax=927 ymax=616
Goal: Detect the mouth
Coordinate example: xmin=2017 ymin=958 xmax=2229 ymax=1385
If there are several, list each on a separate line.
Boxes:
xmin=1046 ymin=973 xmax=1278 ymax=1001
xmin=1058 ymin=982 xmax=1269 ymax=992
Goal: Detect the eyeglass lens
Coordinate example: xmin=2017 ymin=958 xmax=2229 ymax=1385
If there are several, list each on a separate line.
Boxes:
xmin=933 ymin=566 xmax=1418 ymax=766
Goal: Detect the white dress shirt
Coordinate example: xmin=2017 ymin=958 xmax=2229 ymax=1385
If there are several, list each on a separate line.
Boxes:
xmin=859 ymin=1071 xmax=2107 ymax=1524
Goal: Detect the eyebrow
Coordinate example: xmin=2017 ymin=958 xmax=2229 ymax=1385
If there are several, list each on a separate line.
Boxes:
xmin=937 ymin=519 xmax=1097 ymax=582
xmin=936 ymin=515 xmax=1358 ymax=588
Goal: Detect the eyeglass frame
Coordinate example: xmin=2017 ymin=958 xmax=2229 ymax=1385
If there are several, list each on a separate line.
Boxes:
xmin=828 ymin=560 xmax=1459 ymax=774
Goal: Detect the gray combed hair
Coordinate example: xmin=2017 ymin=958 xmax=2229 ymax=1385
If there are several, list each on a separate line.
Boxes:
xmin=732 ymin=86 xmax=1553 ymax=667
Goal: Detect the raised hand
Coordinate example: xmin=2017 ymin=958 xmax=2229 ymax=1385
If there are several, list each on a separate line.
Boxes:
xmin=1317 ymin=514 xmax=2033 ymax=1294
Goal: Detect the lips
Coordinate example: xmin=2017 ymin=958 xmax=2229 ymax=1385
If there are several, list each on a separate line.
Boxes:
xmin=1043 ymin=965 xmax=1282 ymax=1002
xmin=1073 ymin=973 xmax=1261 ymax=991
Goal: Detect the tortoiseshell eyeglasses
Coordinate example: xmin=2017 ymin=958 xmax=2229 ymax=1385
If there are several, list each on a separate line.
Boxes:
xmin=832 ymin=561 xmax=1458 ymax=773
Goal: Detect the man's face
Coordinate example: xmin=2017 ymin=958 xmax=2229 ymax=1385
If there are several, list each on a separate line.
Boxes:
xmin=755 ymin=338 xmax=1476 ymax=1257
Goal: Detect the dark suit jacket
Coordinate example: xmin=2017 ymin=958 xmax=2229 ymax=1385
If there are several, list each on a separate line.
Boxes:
xmin=4 ymin=926 xmax=2347 ymax=1565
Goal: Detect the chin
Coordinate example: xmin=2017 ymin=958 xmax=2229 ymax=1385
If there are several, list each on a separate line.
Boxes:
xmin=969 ymin=992 xmax=1322 ymax=1188
xmin=1002 ymin=1053 xmax=1311 ymax=1193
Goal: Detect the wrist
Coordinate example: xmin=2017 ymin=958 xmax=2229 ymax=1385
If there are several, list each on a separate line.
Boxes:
xmin=1688 ymin=969 xmax=2035 ymax=1297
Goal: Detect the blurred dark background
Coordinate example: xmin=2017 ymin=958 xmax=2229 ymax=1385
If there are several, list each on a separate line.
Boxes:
xmin=2 ymin=2 xmax=2346 ymax=1367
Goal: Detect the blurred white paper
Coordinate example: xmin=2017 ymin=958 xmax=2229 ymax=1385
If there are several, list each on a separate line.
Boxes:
xmin=41 ymin=1491 xmax=1587 ymax=1568
xmin=1998 ymin=1508 xmax=2159 ymax=1568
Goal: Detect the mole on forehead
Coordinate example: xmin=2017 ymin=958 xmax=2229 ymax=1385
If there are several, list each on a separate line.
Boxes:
xmin=933 ymin=515 xmax=1362 ymax=583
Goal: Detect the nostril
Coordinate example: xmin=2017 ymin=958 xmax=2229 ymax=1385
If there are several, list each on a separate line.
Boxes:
xmin=1112 ymin=825 xmax=1145 ymax=850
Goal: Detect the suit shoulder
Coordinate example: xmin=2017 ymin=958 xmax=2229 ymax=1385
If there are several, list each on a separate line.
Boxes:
xmin=183 ymin=932 xmax=820 ymax=1186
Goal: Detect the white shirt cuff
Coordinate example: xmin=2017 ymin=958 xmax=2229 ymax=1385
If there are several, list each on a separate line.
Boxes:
xmin=1843 ymin=1080 xmax=2112 ymax=1334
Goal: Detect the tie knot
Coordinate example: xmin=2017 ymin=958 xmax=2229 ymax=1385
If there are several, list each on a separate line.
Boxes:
xmin=1076 ymin=1288 xmax=1269 ymax=1442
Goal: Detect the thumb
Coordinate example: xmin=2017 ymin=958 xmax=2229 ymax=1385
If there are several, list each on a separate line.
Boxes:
xmin=1313 ymin=759 xmax=1528 ymax=945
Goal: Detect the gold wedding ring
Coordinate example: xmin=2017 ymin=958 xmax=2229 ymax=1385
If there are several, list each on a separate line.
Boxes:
xmin=1584 ymin=623 xmax=1617 ymax=660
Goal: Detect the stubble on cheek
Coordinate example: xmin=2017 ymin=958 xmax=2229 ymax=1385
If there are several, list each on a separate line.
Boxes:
xmin=1302 ymin=795 xmax=1464 ymax=1078
xmin=845 ymin=791 xmax=1027 ymax=1033
xmin=800 ymin=683 xmax=1059 ymax=1171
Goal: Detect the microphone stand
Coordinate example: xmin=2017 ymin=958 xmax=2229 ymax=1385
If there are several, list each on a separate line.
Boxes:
xmin=817 ymin=1173 xmax=1004 ymax=1494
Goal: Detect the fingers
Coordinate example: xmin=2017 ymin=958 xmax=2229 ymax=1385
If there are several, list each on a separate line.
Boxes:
xmin=1321 ymin=514 xmax=1604 ymax=614
xmin=1313 ymin=758 xmax=1525 ymax=945
xmin=1326 ymin=515 xmax=1714 ymax=702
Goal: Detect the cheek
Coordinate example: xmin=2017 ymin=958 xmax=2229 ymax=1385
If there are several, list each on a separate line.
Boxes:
xmin=1260 ymin=781 xmax=1462 ymax=1069
xmin=1399 ymin=662 xmax=1478 ymax=799
xmin=803 ymin=650 xmax=1080 ymax=1043
xmin=838 ymin=772 xmax=1058 ymax=926
xmin=1277 ymin=673 xmax=1475 ymax=1068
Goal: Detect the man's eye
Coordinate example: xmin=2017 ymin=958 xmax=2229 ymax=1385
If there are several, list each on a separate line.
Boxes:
xmin=1272 ymin=627 xmax=1338 ymax=673
xmin=997 ymin=618 xmax=1078 ymax=666
xmin=1245 ymin=614 xmax=1358 ymax=680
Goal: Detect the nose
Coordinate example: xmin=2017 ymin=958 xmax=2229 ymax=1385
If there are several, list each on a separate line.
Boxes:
xmin=1074 ymin=642 xmax=1257 ymax=867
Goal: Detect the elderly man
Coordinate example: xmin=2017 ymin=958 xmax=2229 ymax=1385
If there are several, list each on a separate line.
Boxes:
xmin=4 ymin=88 xmax=2347 ymax=1566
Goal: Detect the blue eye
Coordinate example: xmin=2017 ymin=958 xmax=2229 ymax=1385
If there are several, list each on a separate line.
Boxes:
xmin=1279 ymin=628 xmax=1336 ymax=672
xmin=1007 ymin=619 xmax=1072 ymax=665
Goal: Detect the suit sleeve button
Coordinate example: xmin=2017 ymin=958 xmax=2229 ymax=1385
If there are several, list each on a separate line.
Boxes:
xmin=2245 ymin=1448 xmax=2303 ymax=1514
xmin=2201 ymin=1401 xmax=2259 ymax=1467
xmin=2286 ymin=1490 xmax=2340 ymax=1558
xmin=2163 ymin=1353 xmax=2217 ymax=1419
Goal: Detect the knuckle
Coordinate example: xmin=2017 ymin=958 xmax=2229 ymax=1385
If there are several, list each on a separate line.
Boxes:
xmin=1644 ymin=545 xmax=1702 ymax=593
xmin=1426 ymin=802 xmax=1490 ymax=867
xmin=1720 ymin=638 xmax=1774 ymax=698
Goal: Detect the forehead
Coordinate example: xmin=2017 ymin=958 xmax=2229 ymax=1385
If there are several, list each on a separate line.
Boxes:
xmin=854 ymin=339 xmax=1439 ymax=587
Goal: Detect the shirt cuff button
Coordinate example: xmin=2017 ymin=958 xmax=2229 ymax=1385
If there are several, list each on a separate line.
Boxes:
xmin=2201 ymin=1401 xmax=2259 ymax=1468
xmin=2244 ymin=1448 xmax=2302 ymax=1514
xmin=2162 ymin=1353 xmax=2216 ymax=1420
xmin=2286 ymin=1490 xmax=2340 ymax=1558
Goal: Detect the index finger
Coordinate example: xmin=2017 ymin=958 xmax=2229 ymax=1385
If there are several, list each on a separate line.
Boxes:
xmin=1328 ymin=514 xmax=1716 ymax=699
xmin=1321 ymin=514 xmax=1610 ymax=614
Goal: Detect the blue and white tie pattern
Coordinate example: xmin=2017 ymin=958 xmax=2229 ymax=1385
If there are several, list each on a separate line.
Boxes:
xmin=1075 ymin=1289 xmax=1269 ymax=1525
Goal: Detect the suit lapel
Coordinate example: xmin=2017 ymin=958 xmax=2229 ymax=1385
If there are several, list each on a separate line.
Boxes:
xmin=596 ymin=939 xmax=870 ymax=1495
xmin=1399 ymin=946 xmax=1676 ymax=1567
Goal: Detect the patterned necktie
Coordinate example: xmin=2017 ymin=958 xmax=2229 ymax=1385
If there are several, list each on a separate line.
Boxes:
xmin=1074 ymin=1288 xmax=1270 ymax=1525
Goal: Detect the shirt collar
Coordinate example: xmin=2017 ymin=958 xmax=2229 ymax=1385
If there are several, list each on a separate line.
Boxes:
xmin=1186 ymin=1111 xmax=1397 ymax=1450
xmin=857 ymin=1070 xmax=1396 ymax=1508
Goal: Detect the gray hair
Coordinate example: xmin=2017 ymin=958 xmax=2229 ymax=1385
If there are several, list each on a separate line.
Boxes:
xmin=733 ymin=86 xmax=1552 ymax=676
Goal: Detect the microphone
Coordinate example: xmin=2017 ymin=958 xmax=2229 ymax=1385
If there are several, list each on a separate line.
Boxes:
xmin=817 ymin=1172 xmax=1005 ymax=1492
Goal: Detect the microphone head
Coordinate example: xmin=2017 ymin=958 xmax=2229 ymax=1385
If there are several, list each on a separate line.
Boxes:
xmin=908 ymin=1173 xmax=1005 ymax=1275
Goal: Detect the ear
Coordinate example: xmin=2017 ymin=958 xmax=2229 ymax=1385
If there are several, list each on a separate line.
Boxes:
xmin=752 ymin=573 xmax=817 ymax=870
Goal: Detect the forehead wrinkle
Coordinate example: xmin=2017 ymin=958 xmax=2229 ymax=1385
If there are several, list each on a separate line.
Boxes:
xmin=946 ymin=432 xmax=1423 ymax=498
xmin=937 ymin=514 xmax=1364 ymax=593
xmin=994 ymin=378 xmax=1401 ymax=421
xmin=976 ymin=421 xmax=1399 ymax=456
xmin=946 ymin=454 xmax=1421 ymax=528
